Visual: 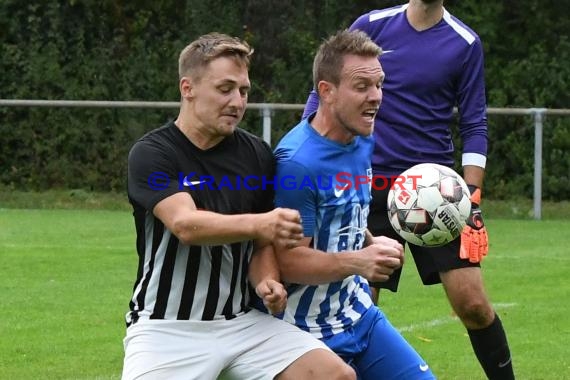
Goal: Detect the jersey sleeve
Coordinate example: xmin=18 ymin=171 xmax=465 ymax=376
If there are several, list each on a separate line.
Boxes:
xmin=457 ymin=36 xmax=488 ymax=159
xmin=301 ymin=89 xmax=319 ymax=120
xmin=127 ymin=139 xmax=183 ymax=212
xmin=275 ymin=159 xmax=318 ymax=237
xmin=349 ymin=12 xmax=372 ymax=33
xmin=257 ymin=140 xmax=277 ymax=213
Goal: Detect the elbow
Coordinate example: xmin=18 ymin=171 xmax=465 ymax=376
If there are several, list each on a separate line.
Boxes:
xmin=171 ymin=218 xmax=197 ymax=246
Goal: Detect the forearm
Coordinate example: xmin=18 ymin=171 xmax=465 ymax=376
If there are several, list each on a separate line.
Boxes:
xmin=276 ymin=244 xmax=363 ymax=285
xmin=463 ymin=164 xmax=485 ymax=189
xmin=249 ymin=243 xmax=280 ymax=287
xmin=154 ymin=192 xmax=264 ymax=246
xmin=172 ymin=211 xmax=263 ymax=246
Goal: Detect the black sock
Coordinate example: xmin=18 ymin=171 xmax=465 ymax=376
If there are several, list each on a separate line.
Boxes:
xmin=467 ymin=313 xmax=515 ymax=380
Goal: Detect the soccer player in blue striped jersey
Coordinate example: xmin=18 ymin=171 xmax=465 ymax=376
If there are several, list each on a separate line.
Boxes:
xmin=273 ymin=29 xmax=435 ymax=380
xmin=303 ymin=1 xmax=514 ymax=379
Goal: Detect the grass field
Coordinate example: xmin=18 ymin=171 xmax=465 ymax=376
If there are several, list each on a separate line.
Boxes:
xmin=1 ymin=200 xmax=569 ymax=379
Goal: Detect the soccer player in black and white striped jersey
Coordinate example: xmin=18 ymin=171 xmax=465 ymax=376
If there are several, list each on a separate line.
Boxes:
xmin=121 ymin=33 xmax=355 ymax=380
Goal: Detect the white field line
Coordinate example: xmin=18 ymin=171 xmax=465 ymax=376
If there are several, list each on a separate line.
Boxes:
xmin=397 ymin=303 xmax=517 ymax=333
xmin=1 ymin=243 xmax=130 ymax=251
xmin=488 ymin=255 xmax=570 ymax=261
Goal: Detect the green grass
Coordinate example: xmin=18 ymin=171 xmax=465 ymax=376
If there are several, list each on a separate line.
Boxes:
xmin=380 ymin=219 xmax=570 ymax=379
xmin=1 ymin=195 xmax=569 ymax=379
xmin=0 ymin=209 xmax=134 ymax=380
xmin=0 ymin=189 xmax=131 ymax=211
xmin=1 ymin=188 xmax=569 ymax=219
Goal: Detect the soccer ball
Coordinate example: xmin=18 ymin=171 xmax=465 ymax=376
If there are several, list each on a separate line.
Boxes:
xmin=387 ymin=163 xmax=471 ymax=247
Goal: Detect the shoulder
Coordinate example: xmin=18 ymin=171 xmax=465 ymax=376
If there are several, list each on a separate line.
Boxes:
xmin=442 ymin=10 xmax=482 ymax=46
xmin=350 ymin=5 xmax=407 ymax=40
xmin=233 ymin=128 xmax=273 ymax=157
xmin=129 ymin=120 xmax=177 ymax=161
xmin=234 ymin=127 xmax=264 ymax=143
xmin=353 ymin=4 xmax=407 ymax=26
xmin=274 ymin=119 xmax=313 ymax=163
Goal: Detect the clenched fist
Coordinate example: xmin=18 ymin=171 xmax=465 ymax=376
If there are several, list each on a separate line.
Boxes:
xmin=257 ymin=208 xmax=304 ymax=248
xmin=255 ymin=279 xmax=287 ymax=315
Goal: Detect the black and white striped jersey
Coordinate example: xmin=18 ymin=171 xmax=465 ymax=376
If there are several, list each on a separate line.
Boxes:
xmin=126 ymin=121 xmax=275 ymax=324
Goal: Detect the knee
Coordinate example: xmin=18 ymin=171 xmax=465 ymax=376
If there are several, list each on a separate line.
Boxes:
xmin=317 ymin=357 xmax=356 ymax=380
xmin=455 ymin=299 xmax=495 ymax=328
xmin=277 ymin=349 xmax=356 ymax=380
xmin=332 ymin=362 xmax=357 ymax=380
xmin=300 ymin=359 xmax=356 ymax=380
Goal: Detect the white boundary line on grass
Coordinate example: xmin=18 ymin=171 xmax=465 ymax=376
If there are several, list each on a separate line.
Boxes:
xmin=397 ymin=303 xmax=517 ymax=333
xmin=489 ymin=255 xmax=570 ymax=261
xmin=1 ymin=243 xmax=131 ymax=251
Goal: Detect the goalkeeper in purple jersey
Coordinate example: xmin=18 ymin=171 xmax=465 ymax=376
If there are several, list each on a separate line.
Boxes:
xmin=303 ymin=1 xmax=514 ymax=379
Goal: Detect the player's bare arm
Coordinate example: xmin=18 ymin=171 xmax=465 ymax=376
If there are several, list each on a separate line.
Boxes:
xmin=250 ymin=243 xmax=287 ymax=315
xmin=153 ymin=192 xmax=303 ymax=246
xmin=275 ymin=237 xmax=403 ymax=285
xmin=461 ymin=164 xmax=489 ymax=263
xmin=254 ymin=208 xmax=304 ymax=248
xmin=463 ymin=164 xmax=485 ymax=188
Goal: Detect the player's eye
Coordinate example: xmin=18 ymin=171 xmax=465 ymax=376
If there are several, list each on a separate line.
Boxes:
xmin=355 ymin=83 xmax=368 ymax=91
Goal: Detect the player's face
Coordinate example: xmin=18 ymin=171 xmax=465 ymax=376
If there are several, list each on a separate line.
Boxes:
xmin=190 ymin=56 xmax=251 ymax=138
xmin=332 ymin=54 xmax=384 ymax=138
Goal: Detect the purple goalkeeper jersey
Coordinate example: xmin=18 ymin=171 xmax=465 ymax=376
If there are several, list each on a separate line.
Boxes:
xmin=303 ymin=4 xmax=488 ymax=177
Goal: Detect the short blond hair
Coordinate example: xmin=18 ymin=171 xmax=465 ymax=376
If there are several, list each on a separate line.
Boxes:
xmin=178 ymin=33 xmax=253 ymax=80
xmin=313 ymin=29 xmax=382 ymax=89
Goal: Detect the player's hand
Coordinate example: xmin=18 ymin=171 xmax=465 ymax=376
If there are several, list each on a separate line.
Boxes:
xmin=255 ymin=279 xmax=287 ymax=315
xmin=257 ymin=208 xmax=303 ymax=249
xmin=371 ymin=235 xmax=405 ymax=266
xmin=460 ymin=186 xmax=489 ymax=263
xmin=358 ymin=237 xmax=404 ymax=283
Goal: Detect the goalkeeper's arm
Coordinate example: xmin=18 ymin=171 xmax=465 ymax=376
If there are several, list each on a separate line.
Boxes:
xmin=460 ymin=165 xmax=488 ymax=263
xmin=462 ymin=164 xmax=484 ymax=190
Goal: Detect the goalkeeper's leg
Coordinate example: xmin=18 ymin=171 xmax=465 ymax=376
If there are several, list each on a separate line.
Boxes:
xmin=440 ymin=267 xmax=514 ymax=380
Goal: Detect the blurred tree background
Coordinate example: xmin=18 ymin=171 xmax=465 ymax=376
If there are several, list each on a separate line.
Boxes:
xmin=0 ymin=0 xmax=568 ymax=199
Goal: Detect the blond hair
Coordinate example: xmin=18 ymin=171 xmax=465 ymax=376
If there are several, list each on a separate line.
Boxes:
xmin=178 ymin=33 xmax=253 ymax=80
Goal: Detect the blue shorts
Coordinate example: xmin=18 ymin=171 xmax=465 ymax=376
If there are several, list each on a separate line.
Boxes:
xmin=322 ymin=307 xmax=435 ymax=380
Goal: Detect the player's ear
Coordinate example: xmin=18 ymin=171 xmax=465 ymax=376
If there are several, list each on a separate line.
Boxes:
xmin=317 ymin=80 xmax=335 ymax=104
xmin=180 ymin=76 xmax=195 ymax=99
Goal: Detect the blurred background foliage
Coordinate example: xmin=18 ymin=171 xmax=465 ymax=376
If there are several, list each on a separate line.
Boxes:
xmin=0 ymin=0 xmax=568 ymax=200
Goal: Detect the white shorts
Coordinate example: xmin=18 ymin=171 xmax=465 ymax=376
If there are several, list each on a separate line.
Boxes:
xmin=122 ymin=309 xmax=330 ymax=380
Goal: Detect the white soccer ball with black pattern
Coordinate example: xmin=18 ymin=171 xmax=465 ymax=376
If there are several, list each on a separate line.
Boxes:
xmin=387 ymin=163 xmax=472 ymax=247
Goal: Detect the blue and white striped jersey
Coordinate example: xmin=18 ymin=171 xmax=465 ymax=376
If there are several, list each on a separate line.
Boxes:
xmin=274 ymin=118 xmax=375 ymax=339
